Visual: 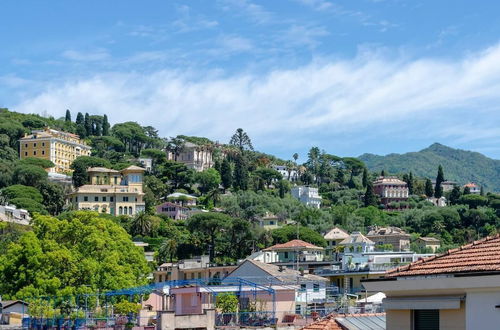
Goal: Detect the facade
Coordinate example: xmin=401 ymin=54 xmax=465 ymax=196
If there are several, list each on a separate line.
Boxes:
xmin=0 ymin=300 xmax=29 ymax=326
xmin=166 ymin=192 xmax=197 ymax=206
xmin=167 ymin=141 xmax=213 ymax=172
xmin=463 ymin=182 xmax=481 ymax=194
xmin=291 ymin=186 xmax=322 ymax=208
xmin=19 ymin=127 xmax=91 ymax=173
xmin=258 ymin=212 xmax=286 ymax=230
xmin=153 ymin=255 xmax=236 ymax=282
xmin=367 ymin=226 xmax=411 ymax=251
xmin=373 ymin=176 xmax=409 ymax=207
xmin=68 ymin=165 xmax=146 ymax=216
xmin=323 ymin=227 xmax=350 ymax=259
xmin=426 ymin=196 xmax=447 ymax=207
xmin=416 ymin=237 xmax=441 ymax=252
xmin=339 ymin=232 xmax=375 ymax=253
xmin=156 ymin=201 xmax=190 ymax=220
xmin=138 ymin=158 xmax=153 ymax=172
xmin=271 ymin=165 xmax=299 ymax=181
xmin=432 ymin=180 xmax=457 ymax=192
xmin=362 ymin=234 xmax=500 ymax=330
xmin=0 ymin=205 xmax=31 ymax=226
xmin=263 ymin=239 xmax=325 ymax=263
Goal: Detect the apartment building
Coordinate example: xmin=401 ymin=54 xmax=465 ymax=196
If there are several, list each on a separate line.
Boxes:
xmin=68 ymin=165 xmax=146 ymax=216
xmin=166 ymin=141 xmax=214 ymax=172
xmin=291 ymin=186 xmax=322 ymax=208
xmin=19 ymin=127 xmax=91 ymax=173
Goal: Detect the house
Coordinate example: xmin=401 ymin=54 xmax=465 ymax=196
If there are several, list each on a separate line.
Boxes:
xmin=138 ymin=158 xmax=153 ymax=172
xmin=0 ymin=300 xmax=29 ymax=325
xmin=227 ymin=259 xmax=328 ymax=317
xmin=154 ymin=255 xmax=236 ymax=282
xmin=291 ymin=186 xmax=322 ymax=208
xmin=156 ymin=202 xmax=190 ymax=220
xmin=362 ymin=234 xmax=500 ymax=330
xmin=339 ymin=232 xmax=375 ymax=253
xmin=315 ymin=251 xmax=434 ymax=295
xmin=263 ymin=239 xmax=325 ymax=263
xmin=426 ymin=196 xmax=447 ymax=207
xmin=432 ymin=180 xmax=457 ymax=192
xmin=373 ymin=176 xmax=409 ymax=207
xmin=415 ymin=237 xmax=441 ymax=252
xmin=166 ymin=141 xmax=214 ymax=172
xmin=167 ymin=192 xmax=197 ymax=206
xmin=463 ymin=182 xmax=481 ymax=194
xmin=367 ymin=226 xmax=411 ymax=252
xmin=258 ymin=212 xmax=285 ymax=230
xmin=67 ymin=165 xmax=146 ymax=216
xmin=323 ymin=227 xmax=350 ymax=259
xmin=18 ymin=127 xmax=91 ymax=173
xmin=272 ymin=165 xmax=299 ymax=181
xmin=0 ymin=205 xmax=31 ymax=226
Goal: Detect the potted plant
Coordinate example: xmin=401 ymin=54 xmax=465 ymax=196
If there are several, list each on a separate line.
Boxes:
xmin=216 ymin=293 xmax=238 ymax=325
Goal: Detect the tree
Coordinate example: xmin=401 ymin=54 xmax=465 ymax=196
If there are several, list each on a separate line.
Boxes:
xmin=75 ymin=112 xmax=86 ymax=138
xmin=12 ymin=164 xmax=48 ymax=187
xmin=0 ymin=211 xmax=149 ymax=298
xmin=434 ymin=165 xmax=444 ymax=198
xmin=220 ymin=158 xmax=233 ymax=192
xmin=166 ymin=137 xmax=186 ymax=161
xmin=187 ymin=212 xmax=232 ymax=260
xmin=84 ymin=113 xmax=92 ymax=137
xmin=449 ymin=186 xmax=462 ymax=205
xmin=292 ymin=153 xmax=299 ymax=163
xmin=459 ymin=195 xmax=488 ymax=209
xmin=158 ymin=161 xmax=194 ymax=190
xmin=131 ymin=212 xmax=154 ymax=236
xmin=65 ymin=109 xmax=71 ymax=122
xmin=229 ymin=128 xmax=253 ymax=152
xmin=380 ymin=170 xmax=385 ymax=177
xmin=216 ymin=293 xmax=238 ymax=313
xmin=271 ymin=225 xmax=326 ymax=247
xmin=253 ymin=168 xmax=282 ymax=189
xmin=19 ymin=157 xmax=54 ymax=169
xmin=425 ymin=179 xmax=434 ymax=197
xmin=364 ymin=181 xmax=377 ymax=207
xmin=38 ymin=181 xmax=65 ymax=216
xmin=195 ymin=168 xmax=221 ymax=195
xmin=233 ymin=155 xmax=248 ymax=191
xmin=277 ymin=180 xmax=290 ymax=198
xmin=70 ymin=156 xmax=111 ymax=187
xmin=102 ymin=114 xmax=110 ymax=136
xmin=362 ymin=168 xmax=369 ymax=188
xmin=159 ymin=238 xmax=178 ymax=263
xmin=463 ymin=186 xmax=471 ymax=195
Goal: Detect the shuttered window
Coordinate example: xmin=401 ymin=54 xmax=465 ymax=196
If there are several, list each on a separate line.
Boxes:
xmin=414 ymin=309 xmax=439 ymax=330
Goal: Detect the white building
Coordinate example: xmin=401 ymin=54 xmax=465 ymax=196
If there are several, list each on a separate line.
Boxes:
xmin=0 ymin=205 xmax=31 ymax=226
xmin=166 ymin=141 xmax=214 ymax=172
xmin=291 ymin=186 xmax=321 ymax=208
xmin=138 ymin=158 xmax=153 ymax=172
xmin=339 ymin=232 xmax=375 ymax=253
xmin=272 ymin=165 xmax=299 ymax=181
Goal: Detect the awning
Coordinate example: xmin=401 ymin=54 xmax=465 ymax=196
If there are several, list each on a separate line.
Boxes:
xmin=383 ymin=295 xmax=463 ymax=310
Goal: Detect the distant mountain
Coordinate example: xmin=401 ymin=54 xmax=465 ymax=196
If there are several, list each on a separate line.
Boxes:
xmin=359 ymin=143 xmax=500 ymax=192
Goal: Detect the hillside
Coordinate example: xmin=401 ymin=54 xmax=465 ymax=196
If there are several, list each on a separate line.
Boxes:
xmin=359 ymin=143 xmax=500 ymax=192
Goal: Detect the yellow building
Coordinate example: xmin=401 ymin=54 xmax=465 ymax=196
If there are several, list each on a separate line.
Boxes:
xmin=19 ymin=127 xmax=91 ymax=173
xmin=68 ymin=165 xmax=146 ymax=216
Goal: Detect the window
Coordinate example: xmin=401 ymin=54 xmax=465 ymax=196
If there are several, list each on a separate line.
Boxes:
xmin=33 ymin=151 xmax=37 ymax=155
xmin=102 ymin=196 xmax=107 ymax=202
xmin=123 ymin=196 xmax=129 ymax=202
xmin=110 ymin=196 xmax=114 ymax=202
xmin=94 ymin=196 xmax=99 ymax=202
xmin=25 ymin=144 xmax=28 ymax=148
xmin=42 ymin=150 xmax=45 ymax=155
xmin=313 ymin=284 xmax=320 ymax=292
xmin=42 ymin=142 xmax=45 ymax=147
xmin=129 ymin=207 xmax=133 ymax=215
xmin=24 ymin=152 xmax=28 ymax=156
xmin=84 ymin=196 xmax=88 ymax=202
xmin=284 ymin=251 xmax=289 ymax=259
xmin=299 ymin=284 xmax=306 ymax=292
xmin=413 ymin=310 xmax=439 ymax=330
xmin=119 ymin=207 xmax=123 ymax=215
xmin=34 ymin=143 xmax=37 ymax=147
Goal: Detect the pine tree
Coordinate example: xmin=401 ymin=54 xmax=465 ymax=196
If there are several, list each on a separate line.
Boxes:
xmin=84 ymin=113 xmax=92 ymax=137
xmin=434 ymin=165 xmax=444 ymax=198
xmin=102 ymin=114 xmax=110 ymax=136
xmin=364 ymin=181 xmax=377 ymax=207
xmin=75 ymin=112 xmax=86 ymax=138
xmin=463 ymin=186 xmax=471 ymax=195
xmin=221 ymin=158 xmax=233 ymax=192
xmin=380 ymin=170 xmax=385 ymax=177
xmin=65 ymin=109 xmax=72 ymax=122
xmin=362 ymin=168 xmax=368 ymax=188
xmin=347 ymin=173 xmax=356 ymax=189
xmin=449 ymin=186 xmax=461 ymax=205
xmin=233 ymin=155 xmax=248 ymax=190
xmin=425 ymin=179 xmax=434 ymax=197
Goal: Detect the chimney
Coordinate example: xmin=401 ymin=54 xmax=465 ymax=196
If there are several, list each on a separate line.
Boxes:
xmin=279 ymin=265 xmax=284 ymax=272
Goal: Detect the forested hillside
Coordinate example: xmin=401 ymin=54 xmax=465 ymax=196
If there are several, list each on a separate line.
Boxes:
xmin=360 ymin=143 xmax=500 ymax=192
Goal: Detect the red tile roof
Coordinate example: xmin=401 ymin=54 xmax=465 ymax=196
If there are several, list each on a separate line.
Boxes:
xmin=263 ymin=239 xmax=323 ymax=251
xmin=387 ymin=234 xmax=500 ymax=277
xmin=301 ymin=313 xmax=386 ymax=330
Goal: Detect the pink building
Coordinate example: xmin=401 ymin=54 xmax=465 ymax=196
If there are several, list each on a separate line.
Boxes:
xmin=156 ymin=202 xmax=190 ymax=220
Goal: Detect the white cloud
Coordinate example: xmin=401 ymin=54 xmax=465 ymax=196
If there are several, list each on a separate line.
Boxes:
xmin=218 ymin=0 xmax=273 ymax=24
xmin=61 ymin=49 xmax=110 ymax=61
xmin=15 ymin=43 xmax=500 ymax=152
xmin=295 ymin=0 xmax=333 ymax=11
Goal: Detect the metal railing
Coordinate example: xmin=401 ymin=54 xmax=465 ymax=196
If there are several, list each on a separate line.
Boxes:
xmin=215 ymin=311 xmax=276 ymax=327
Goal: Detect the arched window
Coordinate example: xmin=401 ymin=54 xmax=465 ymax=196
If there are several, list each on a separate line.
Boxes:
xmin=129 ymin=207 xmax=133 ymax=215
xmin=119 ymin=206 xmax=123 ymax=215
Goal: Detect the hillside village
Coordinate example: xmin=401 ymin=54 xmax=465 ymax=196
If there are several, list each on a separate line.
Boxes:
xmin=0 ymin=108 xmax=499 ymax=329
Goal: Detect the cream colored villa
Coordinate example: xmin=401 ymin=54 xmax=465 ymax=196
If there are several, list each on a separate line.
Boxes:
xmin=68 ymin=165 xmax=146 ymax=216
xmin=19 ymin=127 xmax=91 ymax=173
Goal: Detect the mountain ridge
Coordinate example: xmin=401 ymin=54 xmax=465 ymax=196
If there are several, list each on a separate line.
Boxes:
xmin=359 ymin=143 xmax=500 ymax=192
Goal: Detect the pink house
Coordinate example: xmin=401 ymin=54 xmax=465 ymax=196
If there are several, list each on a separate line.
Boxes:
xmin=156 ymin=202 xmax=189 ymax=220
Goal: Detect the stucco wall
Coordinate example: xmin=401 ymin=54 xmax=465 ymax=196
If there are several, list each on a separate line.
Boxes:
xmin=466 ymin=291 xmax=500 ymax=330
xmin=440 ymin=301 xmax=465 ymax=330
xmin=386 ymin=310 xmax=411 ymax=330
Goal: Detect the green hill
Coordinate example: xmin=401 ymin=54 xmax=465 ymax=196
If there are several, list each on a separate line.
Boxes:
xmin=359 ymin=143 xmax=500 ymax=192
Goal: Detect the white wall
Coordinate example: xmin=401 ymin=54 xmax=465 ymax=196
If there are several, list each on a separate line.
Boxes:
xmin=466 ymin=290 xmax=500 ymax=330
xmin=296 ymin=282 xmax=326 ymax=303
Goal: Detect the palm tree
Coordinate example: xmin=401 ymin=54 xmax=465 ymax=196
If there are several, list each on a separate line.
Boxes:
xmin=159 ymin=238 xmax=178 ymax=263
xmin=206 ymin=187 xmax=221 ymax=207
xmin=229 ymin=128 xmax=254 ymax=152
xmin=167 ymin=137 xmax=186 ymax=161
xmin=131 ymin=212 xmax=152 ymax=236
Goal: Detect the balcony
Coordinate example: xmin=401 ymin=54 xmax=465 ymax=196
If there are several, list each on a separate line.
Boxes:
xmin=314 ymin=263 xmax=405 ymax=276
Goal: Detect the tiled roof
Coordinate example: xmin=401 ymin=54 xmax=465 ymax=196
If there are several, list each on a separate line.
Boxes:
xmin=324 ymin=227 xmax=350 ymax=240
xmin=302 ymin=313 xmax=386 ymax=330
xmin=387 ymin=234 xmax=500 ymax=277
xmin=87 ymin=167 xmax=120 ymax=173
xmin=122 ymin=165 xmax=146 ymax=172
xmin=263 ymin=239 xmax=324 ymax=251
xmin=236 ymin=260 xmax=327 ymax=283
xmin=373 ymin=176 xmax=407 ymax=186
xmin=340 ymin=232 xmax=375 ymax=245
xmin=464 ymin=182 xmax=478 ymax=188
xmin=367 ymin=226 xmax=409 ymax=237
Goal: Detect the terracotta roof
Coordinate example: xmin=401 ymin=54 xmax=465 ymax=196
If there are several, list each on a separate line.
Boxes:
xmin=263 ymin=239 xmax=324 ymax=251
xmin=464 ymin=182 xmax=478 ymax=188
xmin=324 ymin=227 xmax=350 ymax=240
xmin=373 ymin=176 xmax=407 ymax=186
xmin=122 ymin=165 xmax=146 ymax=172
xmin=302 ymin=313 xmax=386 ymax=330
xmin=387 ymin=234 xmax=500 ymax=277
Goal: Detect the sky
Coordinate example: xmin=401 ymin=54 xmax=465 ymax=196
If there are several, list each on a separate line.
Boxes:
xmin=1 ymin=0 xmax=500 ymax=161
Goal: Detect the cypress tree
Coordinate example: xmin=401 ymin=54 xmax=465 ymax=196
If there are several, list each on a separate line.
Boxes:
xmin=65 ymin=109 xmax=72 ymax=122
xmin=449 ymin=186 xmax=461 ymax=205
xmin=463 ymin=186 xmax=471 ymax=195
xmin=425 ymin=179 xmax=434 ymax=197
xmin=434 ymin=165 xmax=444 ymax=198
xmin=84 ymin=113 xmax=92 ymax=137
xmin=75 ymin=112 xmax=86 ymax=138
xmin=347 ymin=173 xmax=356 ymax=189
xmin=102 ymin=114 xmax=110 ymax=136
xmin=364 ymin=181 xmax=377 ymax=207
xmin=408 ymin=172 xmax=414 ymax=195
xmin=362 ymin=168 xmax=368 ymax=188
xmin=221 ymin=158 xmax=233 ymax=192
xmin=233 ymin=155 xmax=248 ymax=191
xmin=480 ymin=186 xmax=484 ymax=196
xmin=380 ymin=170 xmax=385 ymax=177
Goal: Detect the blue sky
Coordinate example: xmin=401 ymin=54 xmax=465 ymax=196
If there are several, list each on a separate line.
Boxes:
xmin=1 ymin=0 xmax=500 ymax=161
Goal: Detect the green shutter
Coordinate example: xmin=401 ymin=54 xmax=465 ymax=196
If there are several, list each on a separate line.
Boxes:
xmin=414 ymin=309 xmax=439 ymax=330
